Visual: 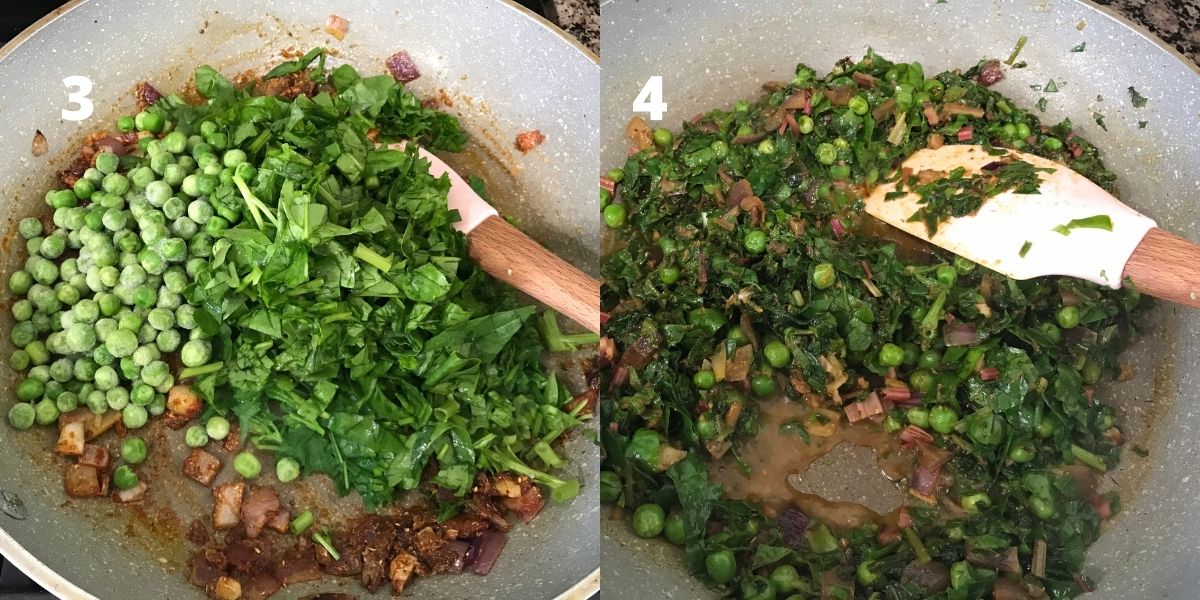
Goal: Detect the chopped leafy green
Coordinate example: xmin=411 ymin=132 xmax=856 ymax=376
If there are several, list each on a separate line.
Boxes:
xmin=1044 ymin=79 xmax=1060 ymax=93
xmin=1070 ymin=41 xmax=1087 ymax=52
xmin=1093 ymin=112 xmax=1108 ymax=131
xmin=1052 ymin=214 xmax=1114 ymax=236
xmin=1019 ymin=240 xmax=1032 ymax=257
xmin=1128 ymin=86 xmax=1148 ymax=108
xmin=1005 ymin=35 xmax=1028 ymax=66
xmin=162 ymin=51 xmax=581 ymax=509
xmin=898 ymin=159 xmax=1051 ymax=235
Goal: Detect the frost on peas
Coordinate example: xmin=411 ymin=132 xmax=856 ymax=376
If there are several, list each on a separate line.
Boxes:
xmin=18 ymin=217 xmax=42 ymax=240
xmin=137 ymin=322 xmax=157 ymax=344
xmin=92 ymin=344 xmax=116 ymax=367
xmin=10 ymin=321 xmax=36 ymax=347
xmin=122 ymin=404 xmax=148 ymax=429
xmin=28 ymin=365 xmax=51 ymax=383
xmin=157 ymin=288 xmax=182 ymax=311
xmin=187 ymin=200 xmax=214 ymax=223
xmin=55 ymin=283 xmax=80 ymax=306
xmin=131 ymin=383 xmax=154 ymax=407
xmin=180 ymin=340 xmax=211 ymax=367
xmin=120 ymin=264 xmax=147 ymax=287
xmin=93 ymin=365 xmax=119 ymax=391
xmin=148 ymin=393 xmax=166 ymax=416
xmin=105 ymin=329 xmax=139 ymax=358
xmin=148 ymin=308 xmax=175 ymax=331
xmin=162 ymin=269 xmax=188 ymax=294
xmin=11 ymin=299 xmax=33 ymax=321
xmin=102 ymin=208 xmax=129 ymax=232
xmin=85 ymin=269 xmax=106 ymax=293
xmin=56 ymin=391 xmax=78 ymax=413
xmin=156 ymin=329 xmax=182 ymax=352
xmin=49 ymin=358 xmax=73 ymax=383
xmin=73 ymin=357 xmax=97 ymax=382
xmin=141 ymin=360 xmax=170 ymax=387
xmin=154 ymin=374 xmax=175 ymax=394
xmin=132 ymin=344 xmax=159 ymax=367
xmin=94 ymin=318 xmax=118 ymax=343
xmin=106 ymin=387 xmax=129 ymax=411
xmin=119 ymin=357 xmax=140 ymax=381
xmin=65 ymin=322 xmax=98 ymax=354
xmin=85 ymin=389 xmax=107 ymax=414
xmin=58 ymin=309 xmax=77 ymax=332
xmin=175 ymin=304 xmax=197 ymax=330
xmin=99 ymin=265 xmax=120 ymax=288
xmin=73 ymin=298 xmax=100 ymax=324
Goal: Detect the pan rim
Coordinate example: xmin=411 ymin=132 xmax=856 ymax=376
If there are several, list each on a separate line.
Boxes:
xmin=0 ymin=0 xmax=599 ymax=599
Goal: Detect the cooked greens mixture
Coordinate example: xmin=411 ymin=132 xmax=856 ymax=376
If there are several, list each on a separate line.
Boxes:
xmin=5 ymin=47 xmax=586 ymax=594
xmin=601 ymin=53 xmax=1144 ymax=600
xmin=894 ymin=158 xmax=1051 ymax=235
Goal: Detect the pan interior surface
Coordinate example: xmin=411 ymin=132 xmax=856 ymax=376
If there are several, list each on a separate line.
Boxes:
xmin=0 ymin=1 xmax=599 ymax=599
xmin=601 ymin=1 xmax=1199 ymax=597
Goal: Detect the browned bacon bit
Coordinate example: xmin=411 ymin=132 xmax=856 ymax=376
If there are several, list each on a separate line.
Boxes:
xmin=79 ymin=444 xmax=110 ymax=470
xmin=212 ymin=482 xmax=245 ymax=530
xmin=63 ymin=464 xmax=102 ymax=498
xmin=183 ymin=448 xmax=223 ymax=486
xmin=274 ymin=549 xmax=323 ymax=585
xmin=515 ymin=129 xmax=546 ymax=153
xmin=388 ymin=553 xmax=419 ymax=592
xmin=31 ymin=130 xmax=47 ymax=157
xmin=851 ymin=70 xmax=879 ymax=89
xmin=240 ymin=487 xmax=281 ymax=538
xmin=114 ymin=481 xmax=148 ymax=504
xmin=844 ymin=392 xmax=885 ymax=424
xmin=899 ymin=425 xmax=934 ymax=449
xmin=977 ymin=59 xmax=1005 ymax=86
xmin=922 ymin=102 xmax=940 ymax=126
xmin=385 ymin=50 xmax=421 ymax=83
xmin=134 ymin=82 xmax=162 ymax=110
xmin=324 ymin=14 xmax=349 ymax=40
xmin=187 ymin=519 xmax=210 ymax=546
xmin=166 ymin=384 xmax=204 ymax=429
xmin=209 ymin=575 xmax=241 ymax=600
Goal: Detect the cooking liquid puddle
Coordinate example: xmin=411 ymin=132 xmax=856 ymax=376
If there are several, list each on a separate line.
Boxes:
xmin=709 ymin=399 xmax=914 ymax=528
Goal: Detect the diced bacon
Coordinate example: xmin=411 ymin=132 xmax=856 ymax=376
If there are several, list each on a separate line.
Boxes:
xmin=922 ymin=102 xmax=940 ymax=125
xmin=213 ymin=482 xmax=245 ymax=530
xmin=114 ymin=481 xmax=148 ymax=503
xmin=845 ymin=392 xmax=885 ymax=424
xmin=266 ymin=509 xmax=291 ymax=534
xmin=388 ymin=553 xmax=418 ymax=593
xmin=183 ymin=448 xmax=223 ymax=486
xmin=324 ymin=14 xmax=349 ymax=40
xmin=240 ymin=487 xmax=281 ymax=538
xmin=956 ymin=125 xmax=974 ymax=142
xmin=385 ymin=50 xmax=421 ymax=83
xmin=899 ymin=424 xmax=934 ymax=449
xmin=599 ymin=176 xmax=616 ymax=193
xmin=978 ymin=367 xmax=1000 ymax=381
xmin=56 ymin=421 xmax=85 ymax=456
xmin=515 ymin=130 xmax=546 ymax=154
xmin=64 ymin=464 xmax=102 ymax=498
xmin=79 ymin=444 xmax=110 ymax=470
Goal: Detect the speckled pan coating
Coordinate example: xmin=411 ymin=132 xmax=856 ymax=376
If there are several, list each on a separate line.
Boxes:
xmin=0 ymin=1 xmax=599 ymax=599
xmin=601 ymin=1 xmax=1200 ymax=598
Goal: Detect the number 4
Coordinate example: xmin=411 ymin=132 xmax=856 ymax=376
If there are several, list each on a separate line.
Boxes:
xmin=632 ymin=75 xmax=667 ymax=121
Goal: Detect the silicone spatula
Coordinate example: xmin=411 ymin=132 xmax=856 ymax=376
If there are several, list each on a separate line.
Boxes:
xmin=396 ymin=144 xmax=601 ymax=333
xmin=863 ymin=144 xmax=1200 ymax=307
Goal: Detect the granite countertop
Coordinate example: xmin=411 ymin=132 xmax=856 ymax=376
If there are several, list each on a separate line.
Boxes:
xmin=546 ymin=1 xmax=1199 ymax=64
xmin=1097 ymin=0 xmax=1200 ymax=64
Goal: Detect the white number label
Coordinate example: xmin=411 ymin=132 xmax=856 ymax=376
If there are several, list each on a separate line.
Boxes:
xmin=632 ymin=75 xmax=667 ymax=121
xmin=62 ymin=75 xmax=94 ymax=121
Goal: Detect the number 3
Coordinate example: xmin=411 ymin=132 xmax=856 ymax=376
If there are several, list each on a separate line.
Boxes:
xmin=62 ymin=75 xmax=94 ymax=121
xmin=632 ymin=75 xmax=667 ymax=121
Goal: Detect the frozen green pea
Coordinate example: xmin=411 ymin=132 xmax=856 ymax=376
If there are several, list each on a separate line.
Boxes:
xmin=137 ymin=323 xmax=157 ymax=344
xmin=233 ymin=452 xmax=261 ymax=479
xmin=132 ymin=344 xmax=159 ymax=367
xmin=156 ymin=289 xmax=181 ymax=310
xmin=9 ymin=350 xmax=30 ymax=370
xmin=73 ymin=299 xmax=99 ymax=324
xmin=146 ymin=308 xmax=174 ymax=331
xmin=39 ymin=235 xmax=66 ymax=259
xmin=8 ymin=403 xmax=35 ymax=430
xmin=9 ymin=270 xmax=33 ymax=295
xmin=92 ymin=344 xmax=115 ymax=367
xmin=10 ymin=321 xmax=35 ymax=347
xmin=180 ymin=340 xmax=210 ymax=367
xmin=163 ymin=163 xmax=186 ymax=187
xmin=206 ymin=416 xmax=231 ymax=440
xmin=65 ymin=323 xmax=97 ymax=354
xmin=118 ymin=357 xmax=140 ymax=381
xmin=156 ymin=329 xmax=182 ymax=352
xmin=55 ymin=283 xmax=80 ymax=306
xmin=139 ymin=249 xmax=166 ymax=275
xmin=185 ymin=425 xmax=209 ymax=447
xmin=11 ymin=299 xmax=32 ymax=321
xmin=275 ymin=457 xmax=300 ymax=483
xmin=171 ymin=217 xmax=198 ymax=240
xmin=187 ymin=200 xmax=213 ymax=223
xmin=34 ymin=399 xmax=59 ymax=425
xmin=85 ymin=389 xmax=107 ymax=414
xmin=120 ymin=264 xmax=147 ymax=287
xmin=106 ymin=387 xmax=129 ymax=410
xmin=93 ymin=365 xmax=119 ymax=391
xmin=15 ymin=377 xmax=43 ymax=401
xmin=153 ymin=374 xmax=174 ymax=394
xmin=96 ymin=292 xmax=121 ymax=316
xmin=18 ymin=217 xmax=43 ymax=239
xmin=27 ymin=365 xmax=51 ymax=383
xmin=49 ymin=358 xmax=73 ymax=383
xmin=42 ymin=381 xmax=65 ymax=402
xmin=121 ymin=437 xmax=148 ymax=464
xmin=102 ymin=173 xmax=129 ymax=196
xmin=26 ymin=236 xmax=44 ymax=257
xmin=116 ymin=311 xmax=142 ymax=333
xmin=122 ymin=404 xmax=147 ymax=429
xmin=60 ymin=258 xmax=79 ymax=280
xmin=141 ymin=360 xmax=169 ymax=386
xmin=132 ymin=285 xmax=157 ymax=309
xmin=55 ymin=391 xmax=79 ymax=413
xmin=163 ymin=196 xmax=186 ymax=221
xmin=73 ymin=357 xmax=97 ymax=382
xmin=145 ymin=181 xmax=171 ymax=207
xmin=25 ymin=341 xmax=49 ymax=365
xmin=95 ymin=151 xmax=119 ymax=174
xmin=99 ymin=265 xmax=120 ymax=287
xmin=148 ymin=393 xmax=166 ymax=416
xmin=175 ymin=304 xmax=197 ymax=330
xmin=159 ymin=238 xmax=186 ymax=262
xmin=131 ymin=383 xmax=154 ymax=406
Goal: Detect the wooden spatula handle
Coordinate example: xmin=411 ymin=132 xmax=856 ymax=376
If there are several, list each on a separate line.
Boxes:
xmin=468 ymin=216 xmax=601 ymax=333
xmin=1123 ymin=227 xmax=1200 ymax=308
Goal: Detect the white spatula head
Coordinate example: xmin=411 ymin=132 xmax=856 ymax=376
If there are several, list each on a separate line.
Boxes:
xmin=863 ymin=145 xmax=1156 ymax=288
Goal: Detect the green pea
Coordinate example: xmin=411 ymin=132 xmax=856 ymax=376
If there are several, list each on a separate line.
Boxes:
xmin=878 ymin=343 xmax=904 ymax=368
xmin=961 ymin=493 xmax=991 ymax=514
xmin=909 ymin=369 xmax=935 ymax=394
xmin=1081 ymin=359 xmax=1102 ymax=385
xmin=116 ymin=115 xmax=136 ymax=133
xmin=598 ymin=188 xmax=611 ymax=208
xmin=632 ymin=503 xmax=666 ymax=538
xmin=1038 ymin=322 xmax=1062 ymax=345
xmin=1002 ymin=123 xmax=1018 ymax=139
xmin=16 ymin=378 xmax=44 ymax=401
xmin=918 ymin=349 xmax=941 ymax=369
xmin=705 ymin=549 xmax=737 ymax=584
xmin=33 ymin=399 xmax=59 ymax=426
xmin=134 ymin=110 xmax=164 ymax=133
xmin=122 ymin=404 xmax=149 ymax=429
xmin=969 ymin=414 xmax=1006 ymax=445
xmin=848 ymin=95 xmax=870 ymax=115
xmin=206 ymin=416 xmax=231 ymax=441
xmin=815 ymin=142 xmax=837 ymax=165
xmin=693 ymin=370 xmax=716 ymax=390
xmin=1008 ymin=441 xmax=1036 ymax=463
xmin=603 ymin=203 xmax=627 ymax=228
xmin=882 ymin=413 xmax=903 ymax=433
xmin=726 ymin=327 xmax=749 ymax=346
xmin=1042 ymin=137 xmax=1064 ymax=150
xmin=710 ymin=140 xmax=730 ymax=160
xmin=1015 ymin=122 xmax=1032 ymax=139
xmin=652 ymin=128 xmax=673 ymax=148
xmin=113 ymin=465 xmax=139 ymax=490
xmin=7 ymin=403 xmax=35 ymax=430
xmin=1056 ymin=305 xmax=1080 ymax=329
xmin=811 ymin=262 xmax=836 ymax=289
xmin=757 ymin=138 xmax=776 ymax=155
xmin=185 ymin=425 xmax=209 ymax=448
xmin=276 ymin=457 xmax=301 ymax=483
xmin=659 ymin=266 xmax=681 ymax=285
xmin=829 ymin=163 xmax=851 ymax=180
xmin=744 ymin=229 xmax=767 ymax=254
xmin=664 ymin=513 xmax=687 ymax=545
xmin=751 ymin=374 xmax=777 ymax=397
xmin=234 ymin=452 xmax=261 ymax=479
xmin=696 ymin=416 xmax=717 ymax=441
xmin=763 ymin=340 xmax=791 ymax=369
xmin=121 ymin=437 xmax=149 ymax=464
xmin=796 ymin=115 xmax=815 ymax=134
xmin=929 ymin=405 xmax=958 ymax=433
xmin=606 ymin=168 xmax=625 ymax=183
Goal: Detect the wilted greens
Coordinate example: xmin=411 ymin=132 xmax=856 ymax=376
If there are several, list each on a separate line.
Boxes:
xmin=601 ymin=52 xmax=1145 ymax=599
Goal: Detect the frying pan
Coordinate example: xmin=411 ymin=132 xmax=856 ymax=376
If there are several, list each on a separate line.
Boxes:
xmin=600 ymin=0 xmax=1200 ymax=597
xmin=0 ymin=1 xmax=600 ymax=598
